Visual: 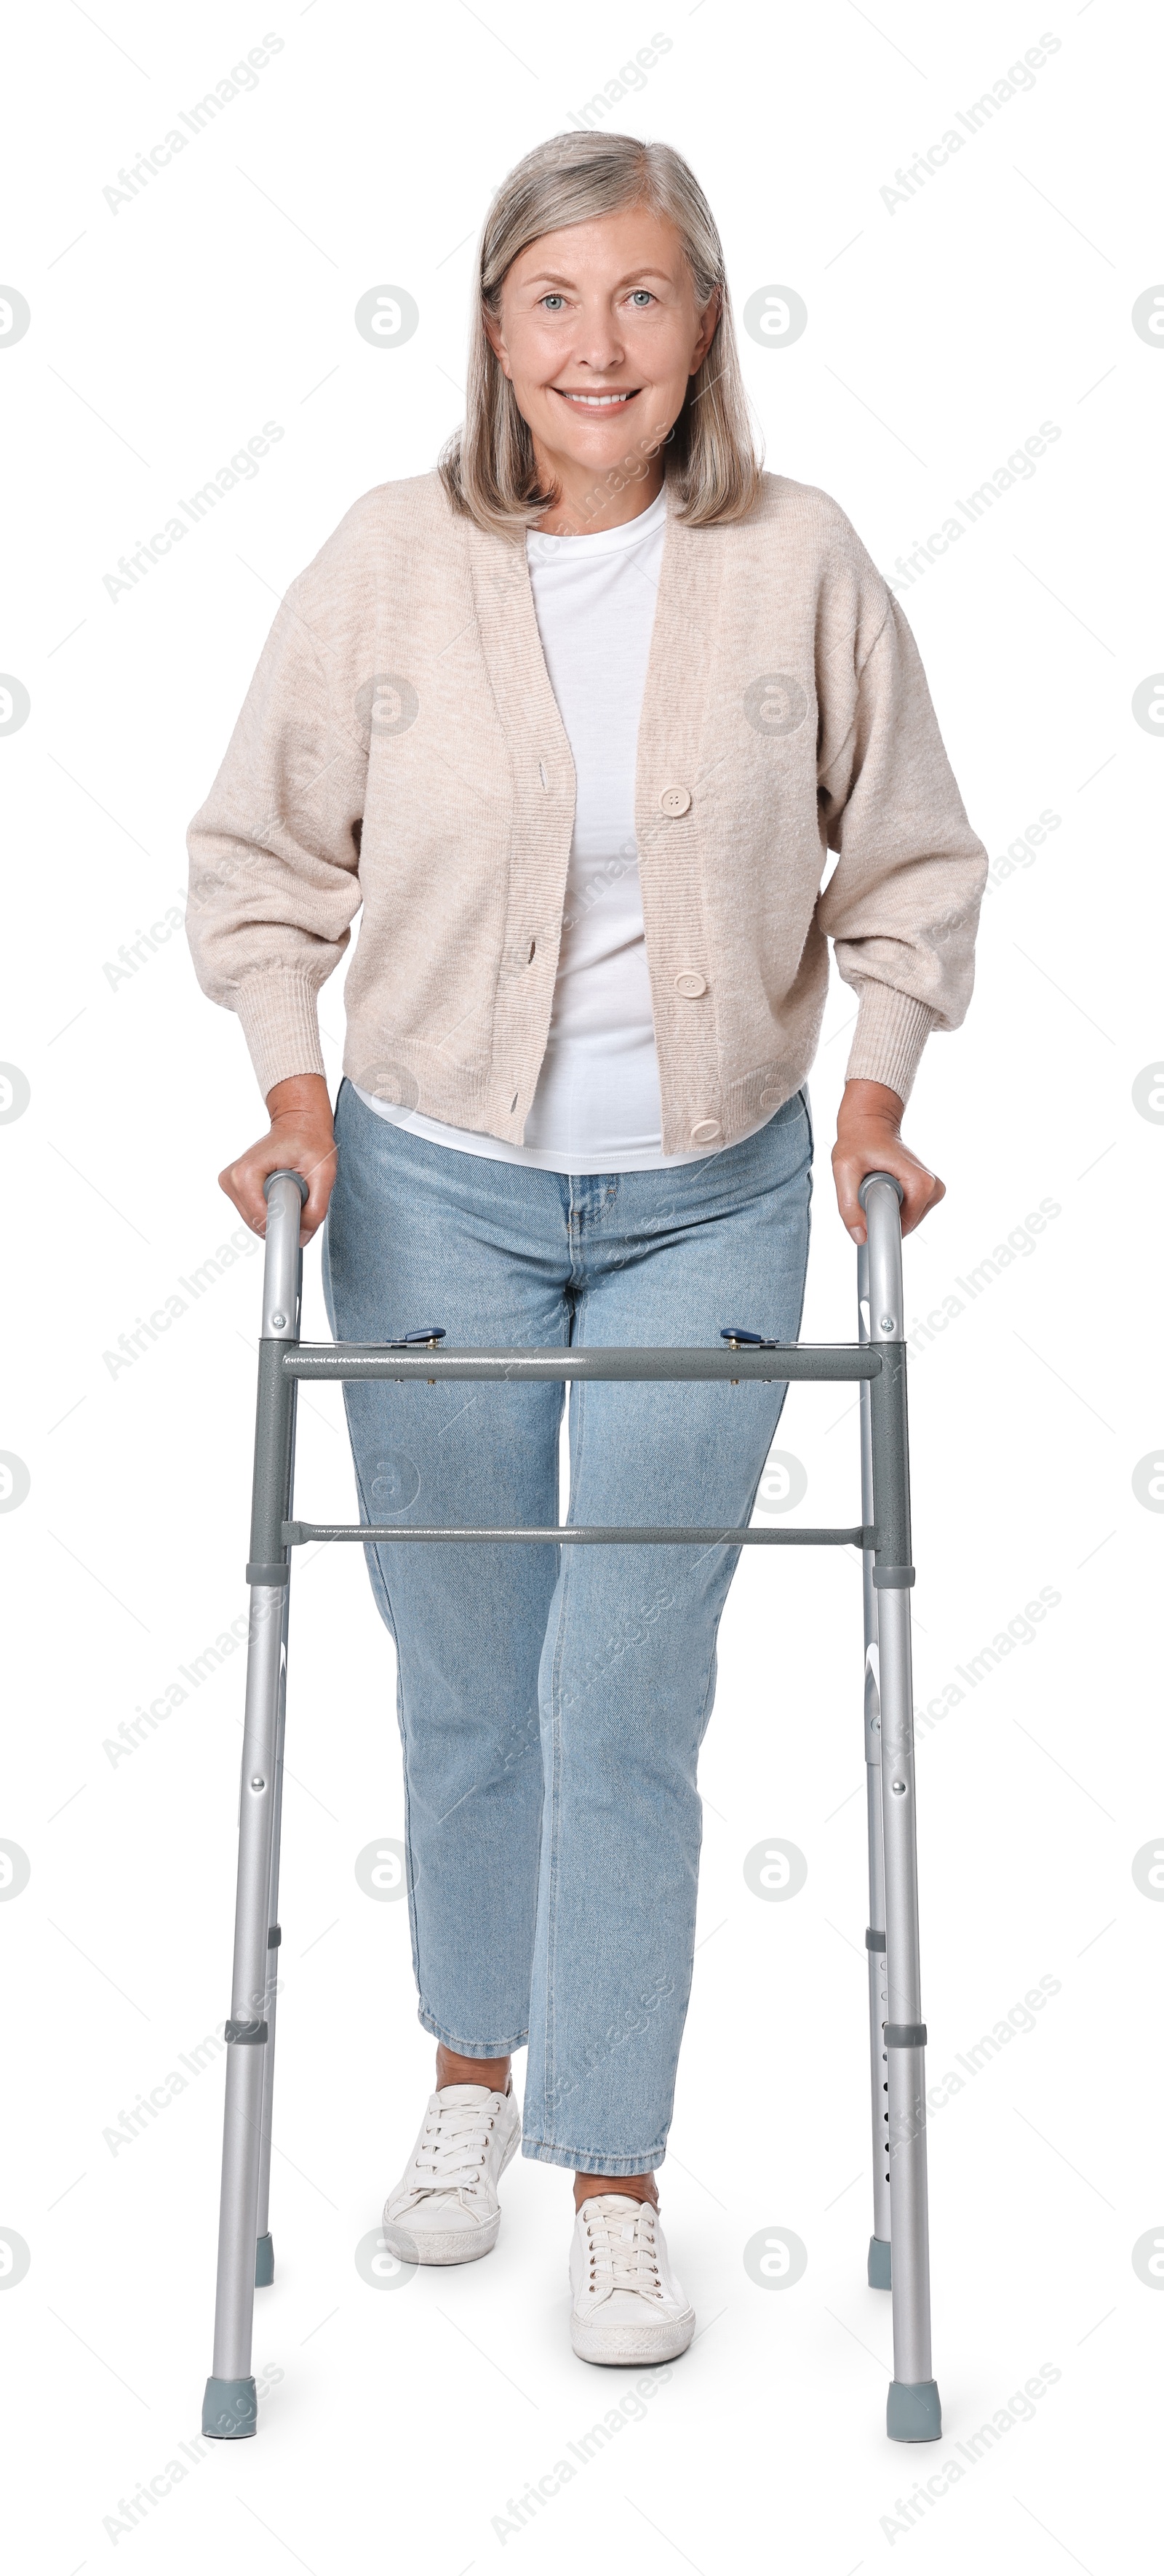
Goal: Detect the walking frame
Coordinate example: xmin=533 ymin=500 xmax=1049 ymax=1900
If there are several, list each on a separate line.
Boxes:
xmin=202 ymin=1167 xmax=941 ymax=2446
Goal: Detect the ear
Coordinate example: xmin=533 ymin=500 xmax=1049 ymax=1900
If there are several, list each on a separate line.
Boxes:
xmin=690 ymin=285 xmax=722 ymax=376
xmin=482 ymin=304 xmax=512 ymax=381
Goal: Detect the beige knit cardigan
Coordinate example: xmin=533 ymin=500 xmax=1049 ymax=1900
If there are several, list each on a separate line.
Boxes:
xmin=186 ymin=468 xmax=986 ymax=1153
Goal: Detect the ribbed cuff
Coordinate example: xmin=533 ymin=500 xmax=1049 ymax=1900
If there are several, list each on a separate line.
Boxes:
xmin=231 ymin=969 xmax=327 ymax=1101
xmin=844 ymin=983 xmax=938 ymax=1107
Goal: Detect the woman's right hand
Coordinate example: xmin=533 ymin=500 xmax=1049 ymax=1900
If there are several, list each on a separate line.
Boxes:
xmin=219 ymin=1073 xmax=338 ymax=1244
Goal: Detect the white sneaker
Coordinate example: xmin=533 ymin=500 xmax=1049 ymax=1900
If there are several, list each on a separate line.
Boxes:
xmin=570 ymin=2195 xmax=695 ymax=2366
xmin=382 ymin=2082 xmax=521 ymax=2265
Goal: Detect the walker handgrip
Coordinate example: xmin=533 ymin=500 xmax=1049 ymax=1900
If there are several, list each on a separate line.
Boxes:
xmin=859 ymin=1175 xmax=905 ymax=1343
xmin=858 ymin=1170 xmax=904 ymax=1213
xmin=260 ymin=1173 xmax=306 ymax=1341
xmin=263 ymin=1168 xmax=309 ymax=1207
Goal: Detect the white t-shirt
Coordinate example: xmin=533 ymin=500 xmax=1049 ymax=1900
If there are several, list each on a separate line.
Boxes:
xmin=355 ymin=487 xmax=743 ymax=1173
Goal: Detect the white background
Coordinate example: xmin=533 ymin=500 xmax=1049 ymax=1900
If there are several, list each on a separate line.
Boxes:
xmin=2 ymin=2 xmax=1162 ymax=2568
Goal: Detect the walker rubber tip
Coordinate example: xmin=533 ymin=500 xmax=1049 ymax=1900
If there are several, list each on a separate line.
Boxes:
xmin=886 ymin=2378 xmax=941 ymax=2442
xmin=255 ymin=2231 xmax=274 ymax=2288
xmin=202 ymin=2375 xmax=258 ymax=2439
xmin=867 ymin=2234 xmax=891 ymax=2290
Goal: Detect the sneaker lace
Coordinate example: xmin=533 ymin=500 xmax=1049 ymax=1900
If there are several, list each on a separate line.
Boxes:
xmin=582 ymin=2196 xmax=662 ymax=2297
xmin=408 ymin=2093 xmax=498 ymax=2199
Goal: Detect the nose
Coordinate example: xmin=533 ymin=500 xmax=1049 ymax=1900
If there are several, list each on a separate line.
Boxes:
xmin=564 ymin=310 xmax=628 ymax=377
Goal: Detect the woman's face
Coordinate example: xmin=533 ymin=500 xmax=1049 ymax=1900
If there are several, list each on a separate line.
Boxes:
xmin=484 ymin=204 xmax=718 ymax=499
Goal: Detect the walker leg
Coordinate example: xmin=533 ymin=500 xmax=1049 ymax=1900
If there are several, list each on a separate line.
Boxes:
xmin=255 ymin=1369 xmax=296 ymax=2292
xmin=254 ymin=1615 xmax=287 ymax=2291
xmin=858 ymin=1241 xmax=891 ymax=2291
xmin=861 ymin=1176 xmax=941 ymax=2444
xmin=203 ymin=1172 xmax=305 ymax=2440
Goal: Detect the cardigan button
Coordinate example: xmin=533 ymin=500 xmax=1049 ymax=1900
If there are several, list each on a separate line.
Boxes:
xmin=690 ymin=1118 xmax=721 ymax=1143
xmin=674 ymin=971 xmax=707 ymax=998
xmin=659 ymin=785 xmax=691 ymax=817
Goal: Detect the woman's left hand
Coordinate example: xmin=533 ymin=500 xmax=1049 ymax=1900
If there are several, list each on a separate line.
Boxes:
xmin=831 ymin=1078 xmax=945 ymax=1243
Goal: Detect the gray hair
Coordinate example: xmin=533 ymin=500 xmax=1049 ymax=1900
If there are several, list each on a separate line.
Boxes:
xmin=439 ymin=131 xmax=762 ymax=534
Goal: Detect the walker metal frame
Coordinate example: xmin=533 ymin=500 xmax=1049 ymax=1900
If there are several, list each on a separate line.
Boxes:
xmin=202 ymin=1168 xmax=940 ymax=2444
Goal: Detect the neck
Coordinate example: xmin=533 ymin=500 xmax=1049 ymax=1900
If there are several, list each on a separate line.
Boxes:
xmin=531 ymin=452 xmax=665 ymax=537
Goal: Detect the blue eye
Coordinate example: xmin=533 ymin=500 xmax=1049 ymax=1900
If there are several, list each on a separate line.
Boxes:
xmin=629 ymin=291 xmax=654 ymax=307
xmin=541 ymin=294 xmax=565 ymax=311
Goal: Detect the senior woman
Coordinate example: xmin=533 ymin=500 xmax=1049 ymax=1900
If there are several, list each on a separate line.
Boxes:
xmin=188 ymin=130 xmax=986 ymax=2369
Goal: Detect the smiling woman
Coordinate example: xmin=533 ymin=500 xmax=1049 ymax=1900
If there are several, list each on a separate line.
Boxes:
xmin=188 ymin=124 xmax=987 ymax=2382
xmin=442 ymin=132 xmax=757 ymax=533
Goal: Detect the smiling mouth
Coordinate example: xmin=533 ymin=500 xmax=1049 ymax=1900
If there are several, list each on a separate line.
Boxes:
xmin=551 ymin=388 xmax=641 ymax=408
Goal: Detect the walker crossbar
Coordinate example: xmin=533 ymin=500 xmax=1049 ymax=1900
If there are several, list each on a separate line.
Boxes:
xmin=202 ymin=1168 xmax=940 ymax=2449
xmin=285 ymin=1522 xmax=872 ymax=1547
xmin=282 ymin=1343 xmax=882 ymax=1382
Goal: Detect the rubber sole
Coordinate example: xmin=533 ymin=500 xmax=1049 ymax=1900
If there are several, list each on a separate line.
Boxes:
xmin=570 ymin=2305 xmax=696 ymax=2367
xmin=380 ymin=2210 xmax=501 ymax=2265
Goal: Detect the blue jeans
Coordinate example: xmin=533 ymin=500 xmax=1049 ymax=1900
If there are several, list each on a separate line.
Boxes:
xmin=322 ymin=1079 xmax=813 ymax=2175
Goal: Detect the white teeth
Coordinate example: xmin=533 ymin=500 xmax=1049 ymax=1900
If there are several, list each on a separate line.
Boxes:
xmin=557 ymin=391 xmax=634 ymax=405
